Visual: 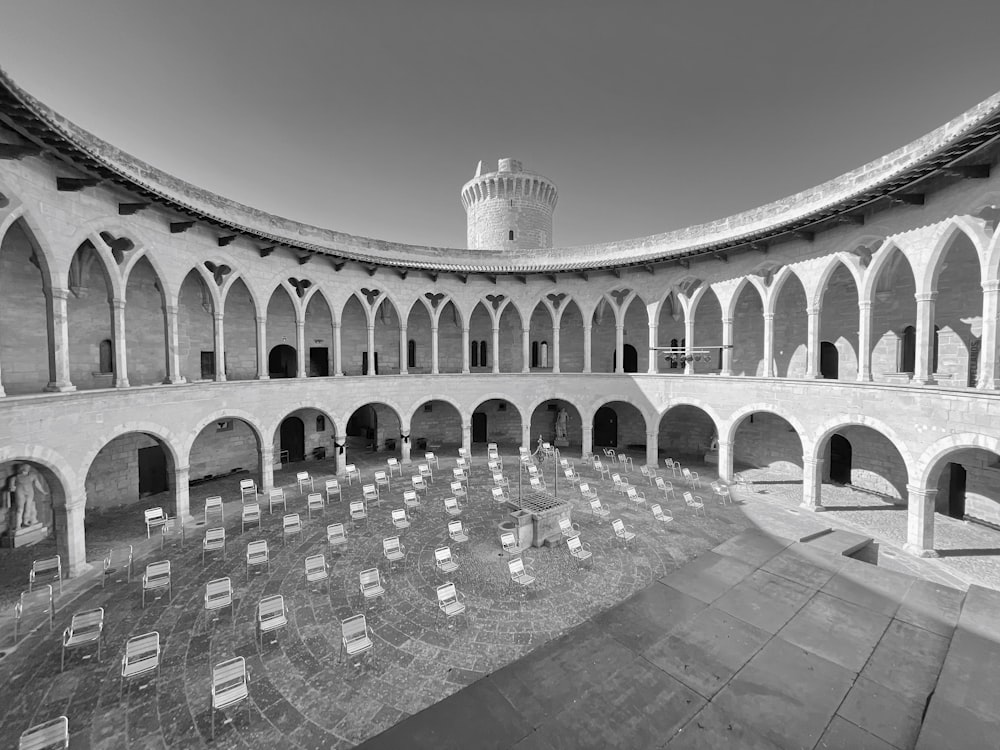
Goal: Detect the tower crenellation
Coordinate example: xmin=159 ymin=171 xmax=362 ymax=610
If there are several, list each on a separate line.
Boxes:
xmin=461 ymin=158 xmax=557 ymax=250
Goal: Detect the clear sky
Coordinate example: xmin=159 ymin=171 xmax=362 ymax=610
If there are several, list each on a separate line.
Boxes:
xmin=2 ymin=1 xmax=1000 ymax=249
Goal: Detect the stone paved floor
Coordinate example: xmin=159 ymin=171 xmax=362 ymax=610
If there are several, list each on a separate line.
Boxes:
xmin=2 ymin=452 xmax=998 ymax=748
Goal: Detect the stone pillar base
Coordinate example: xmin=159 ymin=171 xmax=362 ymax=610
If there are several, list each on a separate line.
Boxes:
xmin=903 ymin=543 xmax=939 ymax=558
xmin=1 ymin=523 xmax=49 ymax=548
xmin=44 ymin=382 xmax=76 ymax=393
xmin=799 ymin=503 xmax=826 ymax=513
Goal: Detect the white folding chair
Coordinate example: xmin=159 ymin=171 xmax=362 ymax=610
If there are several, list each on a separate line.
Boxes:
xmin=325 ymin=478 xmax=342 ymax=503
xmin=566 ymin=534 xmax=593 ymax=566
xmin=339 ymin=614 xmax=374 ymax=669
xmin=282 ymin=513 xmax=302 ymax=546
xmin=268 ymin=488 xmax=286 ymax=515
xmin=611 ymin=473 xmax=628 ymax=496
xmin=241 ymin=502 xmax=261 ymax=533
xmin=558 ymin=517 xmax=581 ymax=538
xmin=492 ymin=471 xmax=510 ymax=491
xmin=18 ymin=716 xmax=68 ymax=750
xmin=382 ymin=536 xmax=406 ymax=573
xmin=296 ymin=471 xmax=313 ymax=495
xmin=141 ymin=561 xmax=171 ymax=608
xmin=436 ymin=581 xmax=467 ymax=627
xmin=345 ymin=463 xmax=361 ymax=485
xmin=375 ymin=469 xmax=391 ymax=495
xmin=590 ymin=498 xmax=610 ymax=522
xmin=655 ymin=476 xmax=676 ymax=502
xmin=120 ymin=631 xmax=161 ymax=701
xmin=350 ymin=500 xmax=369 ymax=530
xmin=246 ymin=540 xmax=270 ymax=578
xmin=210 ymin=657 xmax=250 ymax=739
xmin=424 ymin=451 xmax=439 ymax=469
xmin=327 ymin=522 xmax=348 ymax=552
xmin=448 ymin=519 xmax=469 ymax=544
xmin=563 ymin=467 xmax=581 ymax=487
xmin=387 ymin=457 xmax=403 ymax=477
xmin=307 ymin=492 xmax=324 ymax=520
xmin=508 ymin=557 xmax=535 ymax=596
xmin=418 ymin=463 xmax=434 ymax=485
xmin=452 ymin=466 xmax=469 ymax=485
xmin=380 ymin=509 xmax=404 ymax=533
xmin=102 ymin=546 xmax=133 ymax=587
xmin=579 ymin=482 xmax=598 ymax=503
xmin=618 ymin=454 xmax=634 ymax=472
xmin=682 ymin=467 xmax=701 ymax=489
xmin=626 ymin=485 xmax=647 ymax=510
xmin=14 ymin=585 xmax=53 ymax=640
xmin=29 ymin=555 xmax=63 ymax=596
xmin=204 ymin=496 xmax=224 ymax=525
xmin=359 ymin=568 xmax=386 ymax=609
xmin=604 ymin=448 xmax=618 ymax=465
xmin=204 ymin=577 xmax=234 ymax=629
xmin=239 ymin=478 xmax=257 ymax=503
xmin=492 ymin=486 xmax=510 ymax=512
xmin=612 ymin=518 xmax=636 ymax=549
xmin=144 ymin=507 xmax=167 ymax=539
xmin=305 ymin=554 xmax=329 ymax=587
xmin=711 ymin=481 xmax=733 ymax=505
xmin=450 ymin=480 xmax=467 ymax=504
xmin=594 ymin=459 xmax=611 ymax=481
xmin=651 ymin=504 xmax=673 ymax=525
xmin=61 ymin=607 xmax=104 ymax=671
xmin=501 ymin=531 xmax=522 ymax=557
xmin=683 ymin=491 xmax=706 ymax=516
xmin=202 ymin=527 xmax=227 ymax=565
xmin=411 ymin=475 xmax=428 ymax=495
xmin=257 ymin=594 xmax=288 ymax=647
xmin=403 ymin=489 xmax=421 ymax=514
xmin=435 ymin=545 xmax=459 ymax=575
xmin=443 ymin=496 xmax=462 ymax=517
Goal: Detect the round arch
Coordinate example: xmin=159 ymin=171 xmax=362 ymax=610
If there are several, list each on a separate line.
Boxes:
xmin=722 ymin=403 xmax=808 ymax=448
xmin=183 ymin=409 xmax=267 ymax=465
xmin=916 ymin=433 xmax=1000 ymax=489
xmin=923 ymin=217 xmax=987 ymax=295
xmin=409 ymin=398 xmax=464 ymax=449
xmin=809 ymin=414 xmax=914 ymax=472
xmin=529 ymin=399 xmax=583 ymax=448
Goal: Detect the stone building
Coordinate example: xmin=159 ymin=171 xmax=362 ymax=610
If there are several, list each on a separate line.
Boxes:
xmin=0 ymin=68 xmax=999 ymax=576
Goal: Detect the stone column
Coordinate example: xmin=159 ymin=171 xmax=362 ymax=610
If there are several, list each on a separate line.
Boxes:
xmin=904 ymin=484 xmax=938 ymax=557
xmin=647 ymin=322 xmax=658 ymax=374
xmin=717 ymin=439 xmax=734 ymax=482
xmin=720 ymin=316 xmax=733 ymax=376
xmin=367 ymin=324 xmax=376 ymax=376
xmin=800 ymin=457 xmax=825 ymax=511
xmin=645 ymin=430 xmax=658 ymax=468
xmin=255 ymin=316 xmax=269 ymax=379
xmin=979 ymin=281 xmax=999 ymax=389
xmin=111 ymin=298 xmax=130 ymax=387
xmin=333 ymin=322 xmax=343 ymax=376
xmin=857 ymin=300 xmax=873 ymax=382
xmin=212 ymin=311 xmax=226 ymax=382
xmin=581 ymin=425 xmax=593 ymax=460
xmin=614 ymin=324 xmax=625 ymax=374
xmin=462 ymin=423 xmax=472 ymax=454
xmin=336 ymin=443 xmax=347 ymax=477
xmin=520 ymin=421 xmax=531 ymax=450
xmin=431 ymin=324 xmax=439 ymax=374
xmin=805 ymin=307 xmax=821 ymax=378
xmin=461 ymin=326 xmax=470 ymax=373
xmin=522 ymin=327 xmax=531 ymax=373
xmin=260 ymin=447 xmax=275 ymax=492
xmin=58 ymin=503 xmax=89 ymax=577
xmin=398 ymin=322 xmax=408 ymax=375
xmin=913 ymin=292 xmax=937 ymax=384
xmin=173 ymin=465 xmax=192 ymax=524
xmin=44 ymin=287 xmax=75 ymax=392
xmin=762 ymin=312 xmax=775 ymax=377
xmin=400 ymin=429 xmax=412 ymax=464
xmin=684 ymin=316 xmax=695 ymax=375
xmin=583 ymin=323 xmax=592 ymax=373
xmin=161 ymin=304 xmax=184 ymax=384
xmin=552 ymin=324 xmax=561 ymax=373
xmin=492 ymin=325 xmax=500 ymax=374
xmin=295 ymin=320 xmax=307 ymax=378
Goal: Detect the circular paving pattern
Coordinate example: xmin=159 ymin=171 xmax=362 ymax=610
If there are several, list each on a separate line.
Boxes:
xmin=0 ymin=453 xmax=752 ymax=748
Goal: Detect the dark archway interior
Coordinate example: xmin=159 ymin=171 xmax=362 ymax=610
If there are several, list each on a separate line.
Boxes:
xmin=269 ymin=344 xmax=297 ymax=378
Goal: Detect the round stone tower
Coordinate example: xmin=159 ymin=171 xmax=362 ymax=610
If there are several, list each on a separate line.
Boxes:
xmin=461 ymin=158 xmax=557 ymax=250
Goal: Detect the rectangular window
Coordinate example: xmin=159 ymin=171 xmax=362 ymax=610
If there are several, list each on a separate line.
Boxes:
xmin=200 ymin=351 xmax=216 ymax=379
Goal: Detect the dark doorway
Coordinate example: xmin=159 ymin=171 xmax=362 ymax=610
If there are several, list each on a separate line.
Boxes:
xmin=200 ymin=351 xmax=216 ymax=380
xmin=593 ymin=406 xmax=618 ymax=447
xmin=612 ymin=345 xmax=639 ymax=373
xmin=820 ymin=341 xmax=838 ymax=379
xmin=968 ymin=339 xmax=981 ymax=388
xmin=280 ymin=417 xmax=306 ymax=463
xmin=309 ymin=347 xmax=329 ymax=377
xmin=362 ymin=351 xmax=379 ymax=375
xmin=346 ymin=406 xmax=377 ymax=448
xmin=137 ymin=445 xmax=168 ymax=496
xmin=472 ymin=412 xmax=487 ymax=443
xmin=900 ymin=326 xmax=916 ymax=373
xmin=269 ymin=344 xmax=297 ymax=378
xmin=946 ymin=462 xmax=966 ymax=519
xmin=829 ymin=434 xmax=852 ymax=484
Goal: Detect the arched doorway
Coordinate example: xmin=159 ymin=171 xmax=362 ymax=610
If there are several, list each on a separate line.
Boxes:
xmin=530 ymin=400 xmax=583 ymax=448
xmin=269 ymin=344 xmax=296 ymax=378
xmin=820 ymin=341 xmax=839 ymax=379
xmin=280 ymin=416 xmax=306 ymax=463
xmin=472 ymin=413 xmax=487 ymax=443
xmin=471 ymin=399 xmax=522 ymax=448
xmin=593 ymin=406 xmax=618 ymax=447
xmin=944 ymin=463 xmax=966 ymax=519
xmin=612 ymin=345 xmax=639 ymax=373
xmin=829 ymin=434 xmax=851 ymax=484
xmin=346 ymin=403 xmax=402 ymax=454
xmin=411 ymin=400 xmax=463 ymax=450
xmin=899 ymin=326 xmax=916 ymax=374
xmin=347 ymin=406 xmax=377 ymax=450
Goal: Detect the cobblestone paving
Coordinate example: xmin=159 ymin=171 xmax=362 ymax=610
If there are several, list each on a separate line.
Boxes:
xmin=0 ymin=451 xmax=754 ymax=749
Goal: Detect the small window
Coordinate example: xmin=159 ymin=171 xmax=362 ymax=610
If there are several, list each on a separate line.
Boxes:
xmin=479 ymin=340 xmax=488 ymax=366
xmin=508 ymin=229 xmax=514 ymax=241
xmin=200 ymin=351 xmax=215 ymax=380
xmin=407 ymin=339 xmax=416 ymax=369
xmin=316 ymin=415 xmax=325 ymax=432
xmin=471 ymin=341 xmax=479 ymax=368
xmin=424 ymin=403 xmax=433 ymax=413
xmin=99 ymin=339 xmax=114 ymax=374
xmin=531 ymin=341 xmax=539 ymax=368
xmin=498 ymin=402 xmax=506 ymax=412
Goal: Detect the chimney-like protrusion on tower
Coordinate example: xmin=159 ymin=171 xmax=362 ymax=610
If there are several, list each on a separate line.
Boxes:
xmin=461 ymin=158 xmax=557 ymax=250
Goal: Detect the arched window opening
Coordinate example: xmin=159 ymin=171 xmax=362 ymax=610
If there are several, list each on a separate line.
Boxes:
xmin=99 ymin=339 xmax=114 ymax=374
xmin=540 ymin=341 xmax=548 ymax=368
xmin=509 ymin=229 xmax=515 ymax=241
xmin=407 ymin=339 xmax=416 ymax=369
xmin=479 ymin=340 xmax=488 ymax=367
xmin=900 ymin=326 xmax=916 ymax=373
xmin=531 ymin=341 xmax=539 ymax=368
xmin=933 ymin=325 xmax=940 ymax=374
xmin=471 ymin=341 xmax=479 ymax=367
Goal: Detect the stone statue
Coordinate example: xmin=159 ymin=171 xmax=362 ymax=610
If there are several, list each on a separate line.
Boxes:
xmin=6 ymin=464 xmax=46 ymax=529
xmin=709 ymin=434 xmax=719 ymax=452
xmin=555 ymin=408 xmax=569 ymax=440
